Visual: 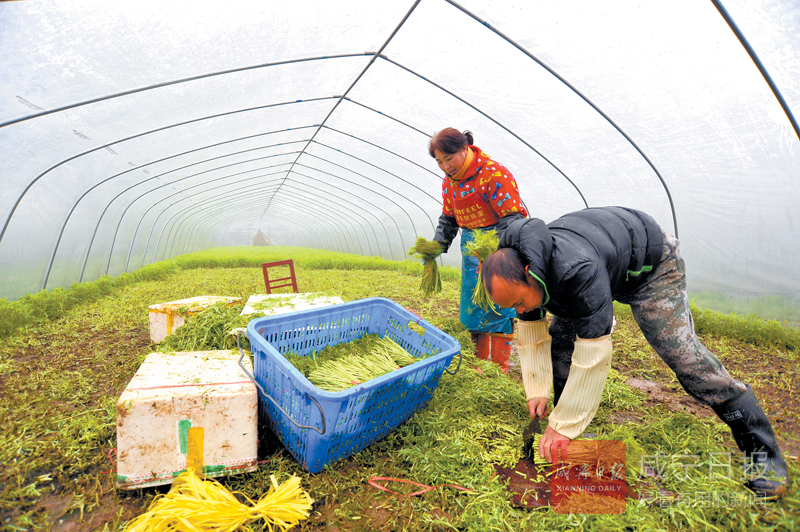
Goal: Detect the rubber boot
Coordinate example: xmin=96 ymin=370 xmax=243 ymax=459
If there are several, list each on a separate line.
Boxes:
xmin=711 ymin=385 xmax=789 ymax=499
xmin=470 ymin=330 xmax=480 ymax=347
xmin=490 ymin=333 xmax=514 ymax=373
xmin=475 ymin=333 xmax=492 ymax=361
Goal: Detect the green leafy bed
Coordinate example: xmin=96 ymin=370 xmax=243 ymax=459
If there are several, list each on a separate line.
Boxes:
xmin=0 ymin=247 xmax=797 ymax=531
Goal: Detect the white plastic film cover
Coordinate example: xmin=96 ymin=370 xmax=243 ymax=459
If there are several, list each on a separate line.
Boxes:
xmin=1 ymin=0 xmax=798 ymax=323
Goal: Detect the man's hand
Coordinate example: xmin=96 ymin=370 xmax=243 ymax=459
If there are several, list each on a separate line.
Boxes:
xmin=539 ymin=425 xmax=571 ymax=464
xmin=527 ymin=397 xmax=549 ymax=418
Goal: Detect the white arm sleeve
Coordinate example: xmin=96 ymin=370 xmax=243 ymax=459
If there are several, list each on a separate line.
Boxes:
xmin=517 ymin=319 xmax=553 ymax=401
xmin=547 ymin=335 xmax=612 ymax=439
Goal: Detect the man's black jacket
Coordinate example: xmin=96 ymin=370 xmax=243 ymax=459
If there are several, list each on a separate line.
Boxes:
xmin=500 ymin=207 xmax=664 ymax=338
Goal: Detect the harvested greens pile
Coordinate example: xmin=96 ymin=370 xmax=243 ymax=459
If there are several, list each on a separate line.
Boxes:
xmin=284 ymin=334 xmax=421 ymax=392
xmin=464 ymin=229 xmax=500 ymax=312
xmin=408 ymin=237 xmax=443 ymax=296
xmin=157 ymin=302 xmax=251 ymax=352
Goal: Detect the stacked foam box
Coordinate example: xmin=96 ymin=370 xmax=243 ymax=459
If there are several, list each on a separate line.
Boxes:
xmin=116 ymin=350 xmax=257 ymax=489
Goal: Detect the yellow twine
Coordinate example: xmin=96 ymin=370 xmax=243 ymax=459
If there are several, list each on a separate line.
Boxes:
xmin=124 ymin=468 xmax=314 ymax=532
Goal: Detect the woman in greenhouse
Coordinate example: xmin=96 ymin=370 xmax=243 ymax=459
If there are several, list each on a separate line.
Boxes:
xmin=429 ymin=127 xmax=528 ymax=373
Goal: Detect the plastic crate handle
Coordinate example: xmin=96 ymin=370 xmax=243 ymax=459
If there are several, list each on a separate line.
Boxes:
xmin=404 ymin=308 xmax=462 ymax=376
xmin=444 ymin=349 xmax=462 ymax=375
xmin=236 ymin=331 xmax=326 ymax=435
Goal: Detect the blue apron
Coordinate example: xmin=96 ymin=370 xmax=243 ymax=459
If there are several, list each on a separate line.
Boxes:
xmin=459 ymin=228 xmax=516 ymax=333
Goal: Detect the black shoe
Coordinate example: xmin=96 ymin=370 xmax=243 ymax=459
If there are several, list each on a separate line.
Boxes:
xmin=712 ymin=385 xmax=789 ymax=500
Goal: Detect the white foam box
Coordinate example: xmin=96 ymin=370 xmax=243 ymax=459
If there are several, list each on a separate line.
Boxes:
xmin=240 ymin=293 xmax=344 ymax=317
xmin=116 ymin=350 xmax=257 ymax=490
xmin=148 ymin=295 xmax=242 ymax=343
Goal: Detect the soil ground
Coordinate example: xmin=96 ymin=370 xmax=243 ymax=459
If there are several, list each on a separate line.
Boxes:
xmin=39 ymin=325 xmax=800 ymax=531
xmin=3 ymin=269 xmax=797 ymax=531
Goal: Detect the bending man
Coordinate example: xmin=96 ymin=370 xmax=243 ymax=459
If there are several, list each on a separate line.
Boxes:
xmin=481 ymin=206 xmax=788 ymax=499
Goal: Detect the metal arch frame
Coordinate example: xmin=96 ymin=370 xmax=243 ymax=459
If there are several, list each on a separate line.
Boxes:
xmin=252 ymin=215 xmax=321 ymax=250
xmin=177 ymin=178 xmax=391 ymax=261
xmin=346 ymin=71 xmax=589 ymax=209
xmin=711 ymin=0 xmax=800 ymax=143
xmin=190 ymin=206 xmax=301 ymax=252
xmin=130 ymin=155 xmax=401 ymax=268
xmin=258 ymin=187 xmax=378 ymax=255
xmin=0 ymin=53 xmax=373 ymax=129
xmin=245 ymin=201 xmax=336 ymax=251
xmin=122 ymin=172 xmax=289 ymax=273
xmin=82 ymin=129 xmax=434 ymax=283
xmin=197 ymin=205 xmax=322 ymax=252
xmin=289 ymin=162 xmax=416 ymax=253
xmin=88 ymin=143 xmax=307 ymax=278
xmin=41 ymin=113 xmax=438 ymax=288
xmin=147 ymin=153 xmax=416 ymax=263
xmin=180 ymin=201 xmax=329 ymax=257
xmin=178 ymin=190 xmax=372 ymax=260
xmin=164 ymin=186 xmax=364 ymax=259
xmin=25 ymin=83 xmax=570 ymax=290
xmin=102 ymin=130 xmax=441 ymax=277
xmin=319 ymin=124 xmax=443 ymax=183
xmin=118 ymin=140 xmax=432 ymax=271
xmin=79 ymin=147 xmax=302 ymax=282
xmin=300 ymin=145 xmax=438 ymax=227
xmin=132 ymin=161 xmax=398 ymax=269
xmin=119 ymin=169 xmax=290 ymax=273
xmin=229 ymin=209 xmax=324 ymax=250
xmin=279 ymin=176 xmax=398 ymax=259
xmin=79 ymin=129 xmax=320 ymax=277
xmin=87 ymin=135 xmax=435 ymax=282
xmin=307 ymin=136 xmax=443 ymax=231
xmin=339 ymin=88 xmax=553 ymax=222
xmin=261 ymin=0 xmax=424 ymax=218
xmin=267 ymin=196 xmax=368 ymax=255
xmin=170 ymin=183 xmax=371 ymax=259
xmin=220 ymin=200 xmax=349 ymax=253
xmin=192 ymin=210 xmax=303 ymax=252
xmin=11 ymin=54 xmax=594 ymax=289
xmin=163 ymin=188 xmax=357 ymax=260
xmin=139 ymin=182 xmax=287 ymax=267
xmin=51 ymin=148 xmax=298 ymax=288
xmin=4 ymin=0 xmax=687 ymax=289
xmin=316 ymin=127 xmax=454 ymax=239
xmin=151 ymin=190 xmax=345 ymax=263
xmin=174 ymin=180 xmax=389 ymax=260
xmin=0 ymin=96 xmax=339 ymax=247
xmin=185 ymin=188 xmax=374 ymax=254
xmin=53 ymin=131 xmax=429 ymax=287
xmin=309 ymin=126 xmax=454 ymax=264
xmin=443 ymin=0 xmax=679 ymax=237
xmin=111 ymin=156 xmax=299 ymax=272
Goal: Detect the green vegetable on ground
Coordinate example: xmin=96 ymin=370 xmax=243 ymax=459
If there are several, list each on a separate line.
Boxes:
xmin=408 ymin=237 xmax=443 ymax=297
xmin=156 ymin=302 xmax=251 ymax=352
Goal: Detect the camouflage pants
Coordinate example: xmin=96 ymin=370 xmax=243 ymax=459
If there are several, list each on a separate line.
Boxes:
xmin=550 ymin=232 xmax=746 ymax=407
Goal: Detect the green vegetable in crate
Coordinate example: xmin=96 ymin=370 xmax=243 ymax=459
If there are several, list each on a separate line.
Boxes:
xmin=307 ymin=337 xmax=419 ymax=392
xmin=464 ymin=228 xmax=500 ymax=313
xmin=408 ymin=237 xmax=443 ymax=296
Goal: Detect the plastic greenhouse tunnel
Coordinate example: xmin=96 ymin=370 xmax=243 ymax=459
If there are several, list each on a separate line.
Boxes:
xmin=1 ymin=0 xmax=799 ymax=530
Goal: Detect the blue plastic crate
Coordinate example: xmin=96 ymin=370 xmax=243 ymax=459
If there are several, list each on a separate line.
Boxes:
xmin=242 ymin=297 xmax=462 ymax=473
